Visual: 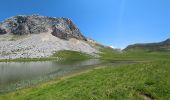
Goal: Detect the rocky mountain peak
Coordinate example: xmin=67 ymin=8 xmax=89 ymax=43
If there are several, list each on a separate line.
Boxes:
xmin=162 ymin=38 xmax=170 ymax=44
xmin=0 ymin=15 xmax=86 ymax=40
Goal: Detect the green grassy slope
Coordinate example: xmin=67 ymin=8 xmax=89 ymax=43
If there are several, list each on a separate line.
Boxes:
xmin=0 ymin=46 xmax=170 ymax=100
xmin=99 ymin=45 xmax=170 ymax=61
xmin=124 ymin=38 xmax=170 ymax=52
xmin=52 ymin=50 xmax=93 ymax=61
xmin=0 ymin=60 xmax=170 ymax=100
xmin=0 ymin=50 xmax=92 ymax=62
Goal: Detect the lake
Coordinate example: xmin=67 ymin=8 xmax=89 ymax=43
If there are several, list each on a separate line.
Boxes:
xmin=0 ymin=59 xmax=102 ymax=93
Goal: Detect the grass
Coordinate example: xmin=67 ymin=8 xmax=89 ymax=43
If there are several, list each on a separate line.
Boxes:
xmin=99 ymin=46 xmax=170 ymax=61
xmin=0 ymin=47 xmax=170 ymax=99
xmin=52 ymin=50 xmax=93 ymax=61
xmin=0 ymin=50 xmax=92 ymax=62
xmin=0 ymin=60 xmax=170 ymax=100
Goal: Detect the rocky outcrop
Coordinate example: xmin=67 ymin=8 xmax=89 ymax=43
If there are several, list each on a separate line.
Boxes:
xmin=0 ymin=34 xmax=97 ymax=59
xmin=0 ymin=15 xmax=98 ymax=59
xmin=0 ymin=28 xmax=6 ymax=34
xmin=0 ymin=15 xmax=86 ymax=40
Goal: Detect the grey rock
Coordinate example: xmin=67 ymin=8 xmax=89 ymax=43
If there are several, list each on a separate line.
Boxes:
xmin=0 ymin=34 xmax=98 ymax=59
xmin=0 ymin=15 xmax=98 ymax=59
xmin=0 ymin=28 xmax=6 ymax=34
xmin=0 ymin=15 xmax=86 ymax=40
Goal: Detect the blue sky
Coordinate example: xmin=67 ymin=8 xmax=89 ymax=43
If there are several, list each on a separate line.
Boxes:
xmin=0 ymin=0 xmax=169 ymax=48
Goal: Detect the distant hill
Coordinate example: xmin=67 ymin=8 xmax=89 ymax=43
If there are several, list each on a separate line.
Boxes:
xmin=124 ymin=38 xmax=170 ymax=51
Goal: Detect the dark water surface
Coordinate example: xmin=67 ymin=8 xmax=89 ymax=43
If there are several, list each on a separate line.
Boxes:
xmin=0 ymin=59 xmax=102 ymax=93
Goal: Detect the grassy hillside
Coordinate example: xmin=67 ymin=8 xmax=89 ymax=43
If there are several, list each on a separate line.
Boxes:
xmin=0 ymin=60 xmax=170 ymax=100
xmin=99 ymin=45 xmax=170 ymax=61
xmin=0 ymin=46 xmax=170 ymax=100
xmin=52 ymin=50 xmax=93 ymax=61
xmin=124 ymin=38 xmax=170 ymax=52
xmin=0 ymin=50 xmax=93 ymax=62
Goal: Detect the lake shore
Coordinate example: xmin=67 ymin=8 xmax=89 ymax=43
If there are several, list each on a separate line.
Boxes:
xmin=0 ymin=60 xmax=169 ymax=100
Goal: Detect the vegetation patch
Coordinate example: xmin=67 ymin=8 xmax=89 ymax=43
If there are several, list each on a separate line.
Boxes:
xmin=0 ymin=50 xmax=93 ymax=62
xmin=99 ymin=46 xmax=170 ymax=61
xmin=0 ymin=60 xmax=170 ymax=100
xmin=1 ymin=45 xmax=170 ymax=99
xmin=52 ymin=50 xmax=93 ymax=61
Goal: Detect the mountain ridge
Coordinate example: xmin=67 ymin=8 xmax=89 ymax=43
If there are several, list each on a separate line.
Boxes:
xmin=124 ymin=38 xmax=170 ymax=51
xmin=0 ymin=15 xmax=98 ymax=59
xmin=0 ymin=15 xmax=86 ymax=40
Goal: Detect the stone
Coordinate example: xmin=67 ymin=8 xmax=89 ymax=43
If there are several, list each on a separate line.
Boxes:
xmin=0 ymin=15 xmax=86 ymax=40
xmin=0 ymin=15 xmax=98 ymax=59
xmin=0 ymin=28 xmax=6 ymax=34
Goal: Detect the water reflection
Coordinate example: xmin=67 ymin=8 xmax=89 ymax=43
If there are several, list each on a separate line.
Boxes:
xmin=0 ymin=59 xmax=101 ymax=92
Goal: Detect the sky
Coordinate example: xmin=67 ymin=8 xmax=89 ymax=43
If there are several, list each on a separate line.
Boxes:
xmin=0 ymin=0 xmax=169 ymax=48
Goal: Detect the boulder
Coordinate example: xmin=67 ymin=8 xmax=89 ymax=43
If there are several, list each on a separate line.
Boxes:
xmin=0 ymin=28 xmax=6 ymax=34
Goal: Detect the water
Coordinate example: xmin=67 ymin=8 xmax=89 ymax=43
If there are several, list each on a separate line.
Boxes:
xmin=0 ymin=59 xmax=102 ymax=93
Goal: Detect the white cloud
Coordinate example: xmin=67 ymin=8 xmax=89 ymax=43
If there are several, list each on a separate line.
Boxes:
xmin=109 ymin=45 xmax=115 ymax=48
